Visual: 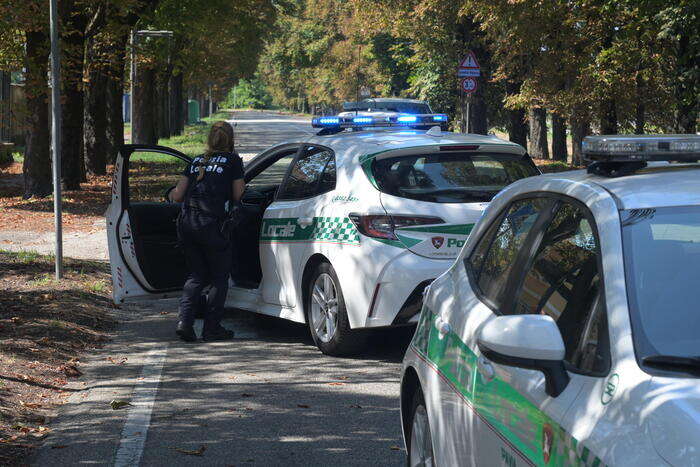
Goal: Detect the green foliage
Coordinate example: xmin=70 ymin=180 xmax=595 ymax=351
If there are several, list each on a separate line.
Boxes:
xmin=224 ymin=77 xmax=273 ymax=109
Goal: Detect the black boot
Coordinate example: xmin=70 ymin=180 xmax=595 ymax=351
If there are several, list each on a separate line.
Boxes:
xmin=202 ymin=325 xmax=235 ymax=342
xmin=176 ymin=322 xmax=197 ymax=342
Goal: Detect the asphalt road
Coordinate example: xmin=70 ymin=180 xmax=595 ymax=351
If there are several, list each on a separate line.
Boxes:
xmin=33 ymin=111 xmax=412 ymax=466
xmin=228 ymin=110 xmax=316 ymax=158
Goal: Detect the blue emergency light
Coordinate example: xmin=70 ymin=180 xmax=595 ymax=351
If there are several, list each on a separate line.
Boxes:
xmin=397 ymin=115 xmax=418 ymax=124
xmin=312 ymin=113 xmax=449 ymax=129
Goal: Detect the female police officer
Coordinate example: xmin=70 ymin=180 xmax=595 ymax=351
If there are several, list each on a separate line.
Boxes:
xmin=169 ymin=121 xmax=245 ymax=342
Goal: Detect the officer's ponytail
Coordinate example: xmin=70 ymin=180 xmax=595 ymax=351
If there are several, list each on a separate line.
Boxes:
xmin=199 ymin=121 xmax=235 ymax=181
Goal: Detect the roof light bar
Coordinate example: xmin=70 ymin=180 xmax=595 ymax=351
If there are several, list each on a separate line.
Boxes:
xmin=312 ymin=113 xmax=449 ymax=129
xmin=583 ymin=135 xmax=700 ymax=162
xmin=397 ymin=115 xmax=418 ymax=124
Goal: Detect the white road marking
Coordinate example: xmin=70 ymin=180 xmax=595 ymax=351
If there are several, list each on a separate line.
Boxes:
xmin=113 ymin=346 xmax=168 ymax=467
xmin=227 ymin=118 xmax=310 ymax=124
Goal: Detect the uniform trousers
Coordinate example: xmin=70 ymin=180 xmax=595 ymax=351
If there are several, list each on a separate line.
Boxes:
xmin=177 ymin=211 xmax=232 ymax=333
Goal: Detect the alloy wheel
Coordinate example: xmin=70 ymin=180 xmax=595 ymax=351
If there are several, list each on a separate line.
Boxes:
xmin=409 ymin=404 xmax=434 ymax=467
xmin=310 ymin=273 xmax=338 ymax=343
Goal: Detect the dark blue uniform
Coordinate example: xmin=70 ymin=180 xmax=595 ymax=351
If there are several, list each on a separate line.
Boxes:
xmin=177 ymin=152 xmax=244 ymax=338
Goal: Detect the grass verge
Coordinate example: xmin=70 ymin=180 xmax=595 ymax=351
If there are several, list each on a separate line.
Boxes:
xmin=0 ymin=250 xmax=116 ymax=465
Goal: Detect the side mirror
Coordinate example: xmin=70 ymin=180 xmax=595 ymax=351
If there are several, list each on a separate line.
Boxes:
xmin=477 ymin=315 xmax=570 ymax=397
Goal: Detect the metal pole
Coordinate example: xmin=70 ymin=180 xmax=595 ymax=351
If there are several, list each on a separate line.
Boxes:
xmin=208 ymin=84 xmax=213 ymax=117
xmin=49 ymin=0 xmax=62 ymax=279
xmin=130 ymin=30 xmax=135 ymax=142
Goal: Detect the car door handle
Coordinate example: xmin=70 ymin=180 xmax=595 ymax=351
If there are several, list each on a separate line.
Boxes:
xmin=477 ymin=356 xmax=495 ymax=382
xmin=435 ymin=315 xmax=451 ymax=336
xmin=298 ymin=217 xmax=314 ymax=227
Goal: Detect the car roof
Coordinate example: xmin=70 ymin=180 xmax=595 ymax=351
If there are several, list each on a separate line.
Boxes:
xmin=365 ymin=98 xmax=427 ymax=103
xmin=534 ymin=164 xmax=700 ymax=210
xmin=304 ymin=129 xmax=526 ymax=161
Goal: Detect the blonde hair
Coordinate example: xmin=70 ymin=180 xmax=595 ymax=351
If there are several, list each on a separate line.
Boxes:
xmin=198 ymin=121 xmax=235 ymax=181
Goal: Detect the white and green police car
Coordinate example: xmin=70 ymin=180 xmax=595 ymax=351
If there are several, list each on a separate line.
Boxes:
xmin=106 ymin=115 xmax=539 ymax=355
xmin=400 ymin=134 xmax=700 ymax=466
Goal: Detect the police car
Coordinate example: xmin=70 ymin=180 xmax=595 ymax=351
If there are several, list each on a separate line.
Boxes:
xmin=339 ymin=98 xmax=446 ymax=130
xmin=400 ymin=134 xmax=700 ymax=465
xmin=106 ymin=115 xmax=539 ymax=355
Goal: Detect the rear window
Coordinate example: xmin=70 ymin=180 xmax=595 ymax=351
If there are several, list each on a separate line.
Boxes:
xmin=369 ymin=102 xmax=431 ymax=114
xmin=371 ymin=152 xmax=539 ymax=203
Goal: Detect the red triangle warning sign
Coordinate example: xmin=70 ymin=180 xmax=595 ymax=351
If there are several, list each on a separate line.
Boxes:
xmin=459 ymin=51 xmax=480 ymax=69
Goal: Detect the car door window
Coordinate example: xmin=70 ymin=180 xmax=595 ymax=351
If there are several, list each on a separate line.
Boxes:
xmin=246 ymin=151 xmax=297 ymax=191
xmin=512 ymin=201 xmax=609 ymax=375
xmin=277 ymin=146 xmax=335 ymax=200
xmin=468 ymin=198 xmax=551 ymax=307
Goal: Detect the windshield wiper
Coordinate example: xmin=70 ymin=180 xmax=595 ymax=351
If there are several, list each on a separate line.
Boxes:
xmin=642 ymin=354 xmax=700 ymax=374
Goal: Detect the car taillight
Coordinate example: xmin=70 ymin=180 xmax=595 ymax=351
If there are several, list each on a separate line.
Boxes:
xmin=349 ymin=214 xmax=444 ymax=240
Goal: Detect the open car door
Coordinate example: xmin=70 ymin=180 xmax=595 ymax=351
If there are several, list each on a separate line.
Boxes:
xmin=107 ymin=144 xmax=191 ymax=303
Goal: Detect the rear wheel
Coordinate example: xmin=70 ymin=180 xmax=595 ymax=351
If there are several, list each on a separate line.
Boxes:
xmin=305 ymin=262 xmax=365 ymax=356
xmin=407 ymin=388 xmax=434 ymax=467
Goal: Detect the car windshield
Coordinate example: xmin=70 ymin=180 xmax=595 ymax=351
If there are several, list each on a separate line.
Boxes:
xmin=371 ymin=152 xmax=539 ymax=203
xmin=622 ymin=206 xmax=700 ymax=369
xmin=366 ymin=101 xmax=431 ymax=114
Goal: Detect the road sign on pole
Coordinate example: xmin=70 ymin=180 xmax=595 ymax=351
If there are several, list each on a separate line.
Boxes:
xmin=49 ymin=0 xmax=63 ymax=279
xmin=460 ymin=77 xmax=478 ymax=94
xmin=457 ymin=51 xmax=481 ymax=77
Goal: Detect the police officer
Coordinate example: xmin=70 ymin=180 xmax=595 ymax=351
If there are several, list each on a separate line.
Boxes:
xmin=169 ymin=121 xmax=245 ymax=342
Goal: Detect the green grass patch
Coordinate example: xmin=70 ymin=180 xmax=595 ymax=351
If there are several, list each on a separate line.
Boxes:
xmin=15 ymin=250 xmax=42 ymax=263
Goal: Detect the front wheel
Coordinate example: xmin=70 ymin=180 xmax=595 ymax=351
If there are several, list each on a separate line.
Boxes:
xmin=305 ymin=262 xmax=366 ymax=356
xmin=407 ymin=388 xmax=434 ymax=467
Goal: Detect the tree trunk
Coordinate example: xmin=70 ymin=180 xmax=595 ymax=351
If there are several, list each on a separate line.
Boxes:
xmin=507 ymin=109 xmax=527 ymax=148
xmin=170 ymin=72 xmax=183 ymax=136
xmin=599 ymin=98 xmax=617 ymax=134
xmin=157 ymin=70 xmax=171 ymax=139
xmin=551 ymin=113 xmax=568 ymax=162
xmin=106 ymin=33 xmax=127 ymax=164
xmin=528 ymin=107 xmax=549 ymax=159
xmin=133 ymin=64 xmax=157 ymax=144
xmin=673 ymin=33 xmax=698 ymax=134
xmin=23 ymin=30 xmax=52 ymax=198
xmin=570 ymin=110 xmax=590 ymax=166
xmin=83 ymin=34 xmax=109 ymax=175
xmin=59 ymin=4 xmax=86 ymax=190
xmin=505 ymin=82 xmax=527 ymax=147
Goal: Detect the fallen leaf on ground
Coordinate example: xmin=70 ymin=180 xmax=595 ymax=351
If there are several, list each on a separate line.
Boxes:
xmin=159 ymin=311 xmax=169 ymax=315
xmin=107 ymin=356 xmax=127 ymax=365
xmin=297 ymin=404 xmax=310 ymax=408
xmin=19 ymin=401 xmax=42 ymax=409
xmin=61 ymin=364 xmax=83 ymax=377
xmin=110 ymin=400 xmax=131 ymax=410
xmin=51 ymin=445 xmax=68 ymax=449
xmin=174 ymin=445 xmax=207 ymax=456
xmin=390 ymin=445 xmax=402 ymax=451
xmin=328 ymin=382 xmax=345 ymax=386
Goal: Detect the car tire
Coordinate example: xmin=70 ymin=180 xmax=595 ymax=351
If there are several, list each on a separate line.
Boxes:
xmin=407 ymin=387 xmax=434 ymax=467
xmin=305 ymin=262 xmax=366 ymax=356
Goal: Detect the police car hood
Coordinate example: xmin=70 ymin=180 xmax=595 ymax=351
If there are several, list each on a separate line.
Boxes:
xmin=645 ymin=376 xmax=700 ymax=465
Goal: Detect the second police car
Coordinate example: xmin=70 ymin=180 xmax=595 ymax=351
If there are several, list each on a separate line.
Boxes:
xmin=106 ymin=113 xmax=539 ymax=355
xmin=400 ymin=134 xmax=700 ymax=466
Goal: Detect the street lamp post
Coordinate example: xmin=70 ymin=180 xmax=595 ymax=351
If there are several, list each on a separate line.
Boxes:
xmin=129 ymin=30 xmax=173 ymax=142
xmin=49 ymin=0 xmax=62 ymax=279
